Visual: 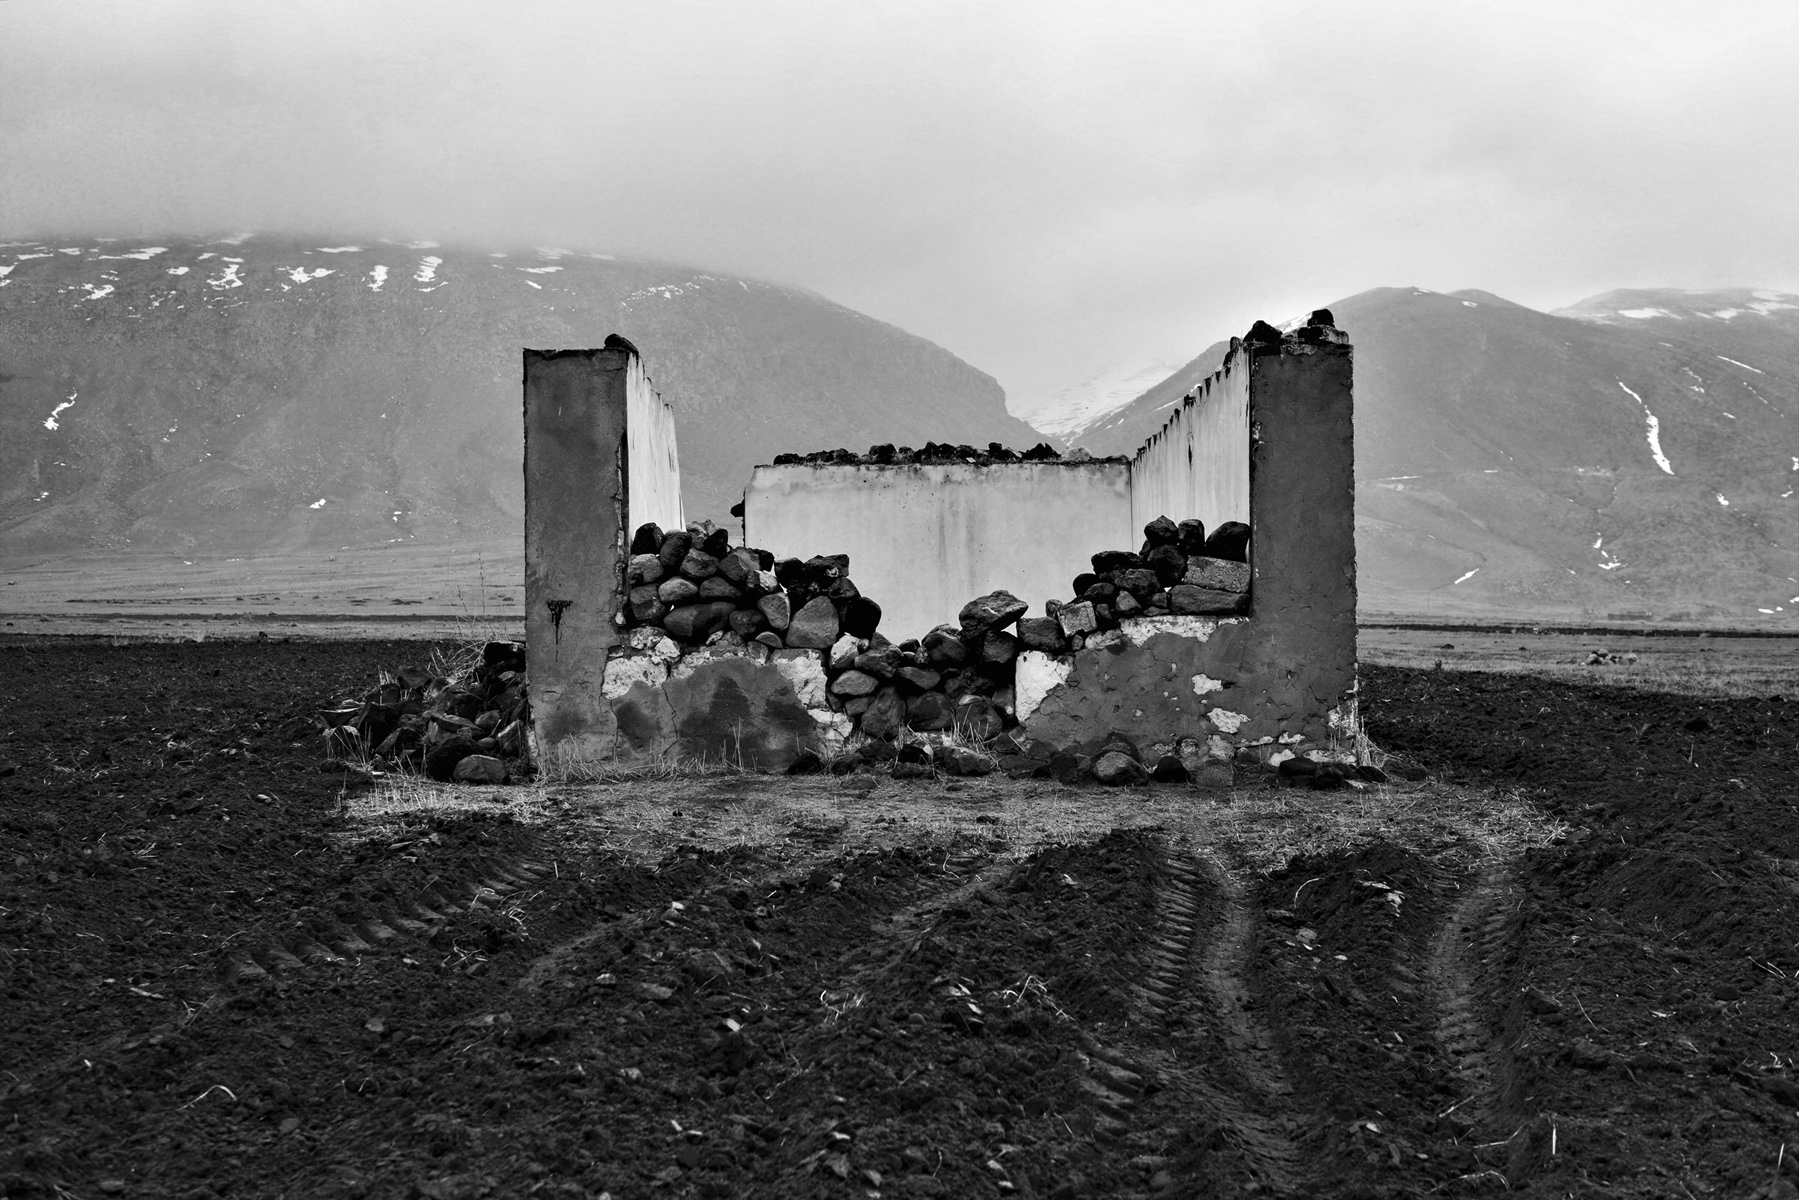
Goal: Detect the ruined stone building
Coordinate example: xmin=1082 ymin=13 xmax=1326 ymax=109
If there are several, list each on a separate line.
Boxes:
xmin=522 ymin=313 xmax=1356 ymax=778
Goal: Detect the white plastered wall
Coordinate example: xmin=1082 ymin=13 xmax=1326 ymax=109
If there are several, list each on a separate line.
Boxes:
xmin=1128 ymin=359 xmax=1249 ymax=536
xmin=626 ymin=355 xmax=684 ymax=535
xmin=744 ymin=461 xmax=1133 ymax=640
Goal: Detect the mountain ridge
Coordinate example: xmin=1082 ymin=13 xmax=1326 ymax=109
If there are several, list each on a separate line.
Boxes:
xmin=9 ymin=237 xmax=1799 ymax=625
xmin=1073 ymin=284 xmax=1799 ymax=623
xmin=0 ymin=235 xmax=1042 ymax=558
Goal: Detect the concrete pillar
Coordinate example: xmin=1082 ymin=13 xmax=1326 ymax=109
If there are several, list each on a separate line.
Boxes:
xmin=523 ymin=341 xmax=633 ymax=762
xmin=1243 ymin=321 xmax=1358 ymax=718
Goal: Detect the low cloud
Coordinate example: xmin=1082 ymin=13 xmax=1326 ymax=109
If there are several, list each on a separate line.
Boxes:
xmin=3 ymin=1 xmax=1795 ymax=417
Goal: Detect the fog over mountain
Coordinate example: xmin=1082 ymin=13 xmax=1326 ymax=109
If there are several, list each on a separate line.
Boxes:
xmin=7 ymin=232 xmax=1797 ymax=625
xmin=0 ymin=236 xmax=1039 ymax=558
xmin=1075 ymin=286 xmax=1799 ymax=624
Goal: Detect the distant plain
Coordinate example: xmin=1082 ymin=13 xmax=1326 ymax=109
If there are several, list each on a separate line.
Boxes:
xmin=7 ymin=546 xmax=1798 ymax=706
xmin=0 ymin=544 xmax=525 ymax=641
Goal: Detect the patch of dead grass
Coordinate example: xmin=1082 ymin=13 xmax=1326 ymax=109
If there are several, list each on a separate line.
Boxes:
xmin=338 ymin=770 xmax=1564 ymax=877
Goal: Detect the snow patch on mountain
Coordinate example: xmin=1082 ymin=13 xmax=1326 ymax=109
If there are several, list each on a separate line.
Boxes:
xmin=44 ymin=394 xmax=76 ymax=430
xmin=1617 ymin=381 xmax=1675 ymax=475
xmin=1559 ymin=288 xmax=1799 ymax=325
xmin=1750 ymin=291 xmax=1799 ymax=314
xmin=1015 ymin=359 xmax=1186 ymax=440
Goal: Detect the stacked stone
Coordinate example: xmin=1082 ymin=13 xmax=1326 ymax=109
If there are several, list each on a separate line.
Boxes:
xmin=328 ymin=640 xmax=531 ymax=784
xmin=819 ymin=589 xmax=1032 ymax=743
xmin=770 ymin=441 xmax=1071 ymax=468
xmin=1047 ymin=516 xmax=1253 ymax=643
xmin=622 ymin=522 xmax=880 ymax=652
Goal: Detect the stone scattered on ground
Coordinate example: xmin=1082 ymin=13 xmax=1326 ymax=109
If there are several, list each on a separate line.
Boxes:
xmin=1092 ymin=749 xmax=1149 ymax=786
xmin=451 ymin=754 xmax=507 ymax=784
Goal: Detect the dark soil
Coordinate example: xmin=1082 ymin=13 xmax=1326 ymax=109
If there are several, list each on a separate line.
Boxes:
xmin=1 ymin=643 xmax=1796 ymax=1199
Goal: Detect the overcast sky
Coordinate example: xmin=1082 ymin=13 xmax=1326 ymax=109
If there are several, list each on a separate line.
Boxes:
xmin=4 ymin=1 xmax=1796 ymax=418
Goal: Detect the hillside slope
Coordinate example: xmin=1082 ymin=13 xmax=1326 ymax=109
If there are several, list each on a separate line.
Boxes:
xmin=0 ymin=236 xmax=1041 ymax=558
xmin=1073 ymin=286 xmax=1799 ymax=623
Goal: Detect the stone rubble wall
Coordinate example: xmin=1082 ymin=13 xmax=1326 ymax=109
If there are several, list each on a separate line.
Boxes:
xmin=602 ymin=519 xmax=1038 ymax=771
xmin=595 ymin=493 xmax=1359 ymax=782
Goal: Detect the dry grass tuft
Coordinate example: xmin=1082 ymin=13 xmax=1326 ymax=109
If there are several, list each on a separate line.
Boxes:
xmin=534 ymin=738 xmax=760 ymax=786
xmin=425 ymin=556 xmax=516 ymax=682
xmin=1201 ymin=782 xmax=1567 ymax=874
xmin=335 ymin=764 xmax=1564 ymax=883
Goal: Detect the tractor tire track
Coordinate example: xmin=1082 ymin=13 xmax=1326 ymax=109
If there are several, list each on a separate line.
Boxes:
xmin=1184 ymin=851 xmax=1305 ymax=1193
xmin=1080 ymin=842 xmax=1304 ymax=1192
xmin=1430 ymin=861 xmax=1516 ymax=1139
xmin=515 ymin=843 xmax=1004 ymax=995
xmin=13 ymin=850 xmax=563 ymax=1096
xmin=219 ymin=849 xmax=556 ymax=984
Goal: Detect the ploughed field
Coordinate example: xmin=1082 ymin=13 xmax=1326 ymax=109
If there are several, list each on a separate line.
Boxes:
xmin=2 ymin=638 xmax=1797 ymax=1199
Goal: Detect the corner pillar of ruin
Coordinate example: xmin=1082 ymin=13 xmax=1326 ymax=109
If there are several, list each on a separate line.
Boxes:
xmin=522 ymin=340 xmax=635 ymax=762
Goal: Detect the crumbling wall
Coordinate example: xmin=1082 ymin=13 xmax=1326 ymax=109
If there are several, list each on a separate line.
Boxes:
xmin=1128 ymin=356 xmax=1249 ymax=536
xmin=744 ymin=460 xmax=1133 ymax=640
xmin=1022 ymin=316 xmax=1357 ymax=759
xmin=522 ymin=316 xmax=1357 ymax=779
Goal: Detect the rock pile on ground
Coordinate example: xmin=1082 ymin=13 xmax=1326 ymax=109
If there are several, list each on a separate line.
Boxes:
xmin=622 ymin=520 xmax=826 ymax=646
xmin=612 ymin=519 xmax=1046 ymax=761
xmin=322 ymin=640 xmax=529 ymax=785
xmin=616 ymin=522 xmax=1044 ymax=740
xmin=321 ymin=515 xmax=1324 ymax=788
xmin=821 ymin=586 xmax=1031 ymax=742
xmin=769 ymin=441 xmax=1085 ymax=467
xmin=1046 ymin=515 xmax=1253 ymax=641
